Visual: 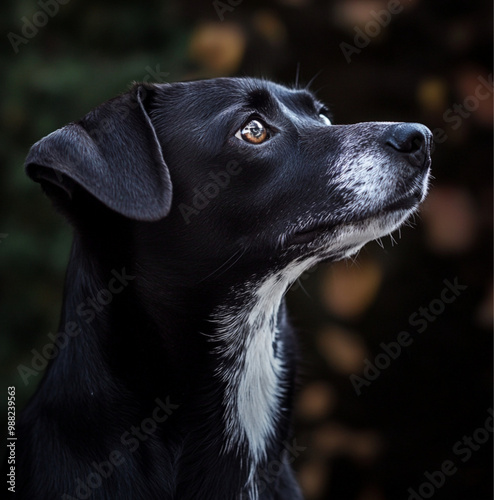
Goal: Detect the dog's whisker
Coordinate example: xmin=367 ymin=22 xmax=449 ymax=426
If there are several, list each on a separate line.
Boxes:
xmin=346 ymin=250 xmax=361 ymax=268
xmin=295 ymin=62 xmax=301 ymax=89
xmin=295 ymin=278 xmax=313 ymax=299
xmin=305 ymin=69 xmax=324 ymax=91
xmin=198 ymin=247 xmax=247 ymax=283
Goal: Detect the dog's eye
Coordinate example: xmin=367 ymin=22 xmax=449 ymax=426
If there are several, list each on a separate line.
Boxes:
xmin=235 ymin=120 xmax=269 ymax=144
xmin=319 ymin=114 xmax=332 ymax=126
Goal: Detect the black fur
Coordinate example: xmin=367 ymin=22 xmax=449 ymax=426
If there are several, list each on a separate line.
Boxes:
xmin=9 ymin=77 xmax=431 ymax=499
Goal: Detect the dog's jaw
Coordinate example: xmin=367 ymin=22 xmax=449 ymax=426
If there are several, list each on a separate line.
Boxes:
xmin=280 ymin=204 xmax=423 ymax=264
xmin=282 ymin=160 xmax=430 ymax=259
xmin=321 ymin=205 xmax=423 ymax=260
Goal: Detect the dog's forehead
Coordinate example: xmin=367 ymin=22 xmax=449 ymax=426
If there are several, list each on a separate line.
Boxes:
xmin=156 ymin=78 xmax=320 ymax=115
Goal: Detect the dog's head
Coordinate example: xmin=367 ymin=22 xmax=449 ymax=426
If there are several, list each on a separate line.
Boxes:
xmin=26 ymin=77 xmax=431 ymax=287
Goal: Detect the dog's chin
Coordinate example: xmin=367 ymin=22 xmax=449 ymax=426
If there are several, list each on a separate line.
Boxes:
xmin=286 ymin=194 xmax=423 ymax=259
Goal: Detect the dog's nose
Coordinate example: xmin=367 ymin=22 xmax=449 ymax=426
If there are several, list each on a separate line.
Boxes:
xmin=385 ymin=123 xmax=432 ymax=170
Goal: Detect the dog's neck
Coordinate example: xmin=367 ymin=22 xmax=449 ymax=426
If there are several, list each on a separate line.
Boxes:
xmin=212 ymin=259 xmax=315 ymax=462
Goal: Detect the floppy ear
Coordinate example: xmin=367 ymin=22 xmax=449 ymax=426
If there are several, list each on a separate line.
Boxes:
xmin=25 ymin=85 xmax=172 ymax=222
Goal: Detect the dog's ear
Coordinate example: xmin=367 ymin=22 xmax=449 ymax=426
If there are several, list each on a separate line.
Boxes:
xmin=25 ymin=84 xmax=172 ymax=221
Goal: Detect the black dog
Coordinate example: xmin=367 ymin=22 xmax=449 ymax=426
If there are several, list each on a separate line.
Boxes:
xmin=14 ymin=77 xmax=431 ymax=499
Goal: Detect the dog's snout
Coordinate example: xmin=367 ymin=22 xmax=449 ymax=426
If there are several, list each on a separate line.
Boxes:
xmin=385 ymin=123 xmax=432 ymax=170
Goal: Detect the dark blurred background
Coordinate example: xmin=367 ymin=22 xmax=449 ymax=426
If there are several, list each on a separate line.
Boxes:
xmin=1 ymin=1 xmax=492 ymax=499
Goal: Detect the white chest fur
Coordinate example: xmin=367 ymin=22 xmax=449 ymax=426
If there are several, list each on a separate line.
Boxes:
xmin=213 ymin=258 xmax=317 ymax=467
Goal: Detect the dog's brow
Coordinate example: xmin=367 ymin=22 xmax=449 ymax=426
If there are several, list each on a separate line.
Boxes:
xmin=289 ymin=91 xmax=318 ymax=114
xmin=246 ymin=89 xmax=277 ymax=114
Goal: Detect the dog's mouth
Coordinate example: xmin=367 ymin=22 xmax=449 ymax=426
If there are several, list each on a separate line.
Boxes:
xmin=289 ymin=224 xmax=336 ymax=245
xmin=382 ymin=189 xmax=424 ymax=212
xmin=287 ymin=189 xmax=424 ymax=247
